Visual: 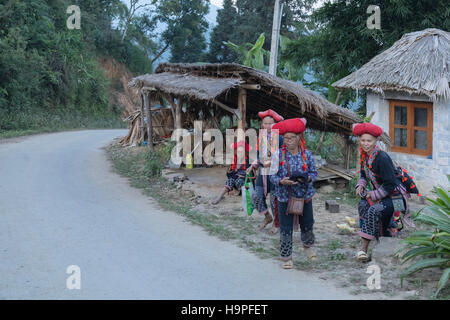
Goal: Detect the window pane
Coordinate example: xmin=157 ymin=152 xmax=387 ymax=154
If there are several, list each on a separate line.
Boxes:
xmin=394 ymin=106 xmax=407 ymax=125
xmin=414 ymin=107 xmax=427 ymax=127
xmin=394 ymin=128 xmax=407 ymax=147
xmin=414 ymin=130 xmax=427 ymax=150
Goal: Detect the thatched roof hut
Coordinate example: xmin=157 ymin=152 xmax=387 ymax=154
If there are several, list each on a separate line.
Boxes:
xmin=333 ymin=28 xmax=450 ymax=101
xmin=129 ymin=63 xmax=363 ymax=136
xmin=333 ymin=28 xmax=450 ymax=193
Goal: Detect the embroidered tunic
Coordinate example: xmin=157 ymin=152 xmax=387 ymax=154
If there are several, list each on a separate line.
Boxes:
xmin=356 ymin=148 xmax=400 ymax=200
xmin=269 ymin=148 xmax=318 ymax=202
xmin=355 ymin=147 xmax=411 ymax=240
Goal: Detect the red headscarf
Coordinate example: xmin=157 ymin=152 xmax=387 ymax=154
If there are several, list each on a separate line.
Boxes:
xmin=272 ymin=118 xmax=308 ymax=171
xmin=352 ymin=123 xmax=383 ymax=137
xmin=258 ymin=109 xmax=284 ymax=122
xmin=272 ymin=118 xmax=306 ymax=135
xmin=353 ymin=123 xmax=383 ymax=174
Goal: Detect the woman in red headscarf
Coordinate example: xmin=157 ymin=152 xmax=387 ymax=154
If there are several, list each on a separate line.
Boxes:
xmin=246 ymin=109 xmax=284 ymax=234
xmin=353 ymin=123 xmax=406 ymax=262
xmin=211 ymin=141 xmax=251 ymax=205
xmin=268 ymin=118 xmax=318 ymax=269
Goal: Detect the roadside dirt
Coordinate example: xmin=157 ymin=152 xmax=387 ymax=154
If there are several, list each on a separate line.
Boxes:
xmin=108 ymin=141 xmax=447 ymax=300
xmin=161 ymin=166 xmax=446 ymax=299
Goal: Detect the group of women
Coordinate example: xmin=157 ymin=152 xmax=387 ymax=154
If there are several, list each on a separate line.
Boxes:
xmin=212 ymin=108 xmax=408 ymax=268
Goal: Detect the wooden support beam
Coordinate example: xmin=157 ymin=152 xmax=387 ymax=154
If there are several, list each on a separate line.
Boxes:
xmin=238 ymin=88 xmax=247 ymax=130
xmin=176 ymin=96 xmax=183 ymax=130
xmin=160 ymin=92 xmax=177 ymax=128
xmin=143 ymin=92 xmax=154 ymax=151
xmin=344 ymin=136 xmax=352 ymax=170
xmin=241 ymin=84 xmax=261 ymax=90
xmin=211 ymin=99 xmax=241 ymax=120
xmin=139 ymin=93 xmax=145 ymax=141
xmin=237 ymin=87 xmax=247 ymax=144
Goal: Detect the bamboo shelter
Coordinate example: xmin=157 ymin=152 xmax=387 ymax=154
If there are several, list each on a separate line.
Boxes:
xmin=127 ymin=62 xmax=391 ymax=162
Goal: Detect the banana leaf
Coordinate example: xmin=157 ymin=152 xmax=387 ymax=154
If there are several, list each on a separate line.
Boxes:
xmin=403 ymin=257 xmax=449 ymax=276
xmin=400 ymin=247 xmax=440 ymax=263
xmin=434 ymin=267 xmax=450 ymax=297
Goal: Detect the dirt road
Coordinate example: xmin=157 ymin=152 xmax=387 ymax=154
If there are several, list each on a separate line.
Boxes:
xmin=0 ymin=130 xmax=359 ymax=299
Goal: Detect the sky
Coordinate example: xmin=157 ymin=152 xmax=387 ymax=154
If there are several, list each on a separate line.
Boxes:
xmin=209 ymin=0 xmax=326 ymax=10
xmin=210 ymin=0 xmax=223 ymax=8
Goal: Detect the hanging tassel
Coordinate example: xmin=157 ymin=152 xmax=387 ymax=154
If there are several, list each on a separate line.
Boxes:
xmin=300 ymin=137 xmax=307 ymax=171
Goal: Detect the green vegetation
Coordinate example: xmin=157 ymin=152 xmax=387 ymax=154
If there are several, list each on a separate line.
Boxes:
xmin=226 ymin=33 xmax=269 ymax=71
xmin=281 ymin=0 xmax=449 ymax=112
xmin=153 ymin=0 xmax=210 ymax=63
xmin=397 ymin=177 xmax=450 ymax=298
xmin=0 ymin=0 xmax=155 ymax=136
xmin=207 ymin=0 xmax=238 ymax=63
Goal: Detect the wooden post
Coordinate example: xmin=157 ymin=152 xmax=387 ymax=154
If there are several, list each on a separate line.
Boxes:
xmin=161 ymin=92 xmax=177 ymax=125
xmin=237 ymin=88 xmax=247 ymax=143
xmin=139 ymin=93 xmax=145 ymax=141
xmin=143 ymin=91 xmax=154 ymax=151
xmin=344 ymin=136 xmax=351 ymax=170
xmin=176 ymin=96 xmax=183 ymax=130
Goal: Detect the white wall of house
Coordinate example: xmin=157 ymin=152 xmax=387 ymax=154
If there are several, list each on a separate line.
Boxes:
xmin=366 ymin=90 xmax=450 ymax=194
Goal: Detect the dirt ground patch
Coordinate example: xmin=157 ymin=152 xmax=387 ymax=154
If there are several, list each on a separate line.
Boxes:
xmin=107 ymin=141 xmax=449 ymax=300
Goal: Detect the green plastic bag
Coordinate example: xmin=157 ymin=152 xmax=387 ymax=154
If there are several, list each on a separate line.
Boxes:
xmin=241 ymin=173 xmax=255 ymax=215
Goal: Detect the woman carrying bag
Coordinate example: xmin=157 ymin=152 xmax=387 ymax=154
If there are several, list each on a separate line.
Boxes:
xmin=269 ymin=118 xmax=318 ymax=269
xmin=353 ymin=122 xmax=407 ymax=262
xmin=246 ymin=109 xmax=284 ymax=233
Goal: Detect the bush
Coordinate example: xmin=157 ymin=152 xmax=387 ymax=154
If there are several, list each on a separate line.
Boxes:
xmin=144 ymin=140 xmax=175 ymax=177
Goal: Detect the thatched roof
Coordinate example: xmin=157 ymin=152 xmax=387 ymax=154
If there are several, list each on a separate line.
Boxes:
xmin=128 ymin=72 xmax=244 ymax=101
xmin=129 ymin=63 xmax=368 ymax=137
xmin=333 ymin=28 xmax=450 ymax=101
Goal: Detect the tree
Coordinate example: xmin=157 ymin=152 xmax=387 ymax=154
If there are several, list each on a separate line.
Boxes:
xmin=154 ymin=0 xmax=209 ymax=63
xmin=282 ymin=0 xmax=450 ymax=109
xmin=232 ymin=0 xmax=316 ymax=49
xmin=0 ymin=0 xmax=156 ymax=132
xmin=207 ymin=0 xmax=238 ymax=63
xmin=120 ymin=0 xmax=152 ymax=42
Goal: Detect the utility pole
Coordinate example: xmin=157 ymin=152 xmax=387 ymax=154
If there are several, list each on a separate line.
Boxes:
xmin=269 ymin=0 xmax=284 ymax=76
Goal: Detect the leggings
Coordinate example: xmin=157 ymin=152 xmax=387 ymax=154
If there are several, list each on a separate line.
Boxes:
xmin=251 ymin=174 xmax=279 ymax=227
xmin=278 ymin=200 xmax=315 ymax=260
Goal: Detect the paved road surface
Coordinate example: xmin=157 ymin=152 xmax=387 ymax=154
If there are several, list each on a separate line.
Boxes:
xmin=0 ymin=130 xmax=359 ymax=299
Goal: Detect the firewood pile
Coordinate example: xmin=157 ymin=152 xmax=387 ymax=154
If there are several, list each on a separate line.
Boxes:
xmin=119 ymin=108 xmax=174 ymax=147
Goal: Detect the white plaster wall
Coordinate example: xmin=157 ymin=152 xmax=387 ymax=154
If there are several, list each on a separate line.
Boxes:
xmin=366 ymin=91 xmax=450 ymax=195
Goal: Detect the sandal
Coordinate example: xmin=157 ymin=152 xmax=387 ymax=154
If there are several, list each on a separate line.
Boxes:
xmin=258 ymin=216 xmax=273 ymax=230
xmin=211 ymin=197 xmax=222 ymax=205
xmin=282 ymin=259 xmax=293 ymax=269
xmin=268 ymin=224 xmax=279 ymax=235
xmin=357 ymin=250 xmax=369 ymax=262
xmin=303 ymin=247 xmax=317 ymax=261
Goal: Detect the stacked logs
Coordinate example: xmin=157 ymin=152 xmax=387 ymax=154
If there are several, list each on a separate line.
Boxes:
xmin=119 ymin=108 xmax=174 ymax=147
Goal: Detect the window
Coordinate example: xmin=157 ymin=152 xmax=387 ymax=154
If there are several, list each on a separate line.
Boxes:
xmin=389 ymin=100 xmax=433 ymax=156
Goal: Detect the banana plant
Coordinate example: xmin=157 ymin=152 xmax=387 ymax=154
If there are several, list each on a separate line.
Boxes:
xmin=225 ymin=33 xmax=269 ymax=71
xmin=396 ymin=175 xmax=450 ymax=298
